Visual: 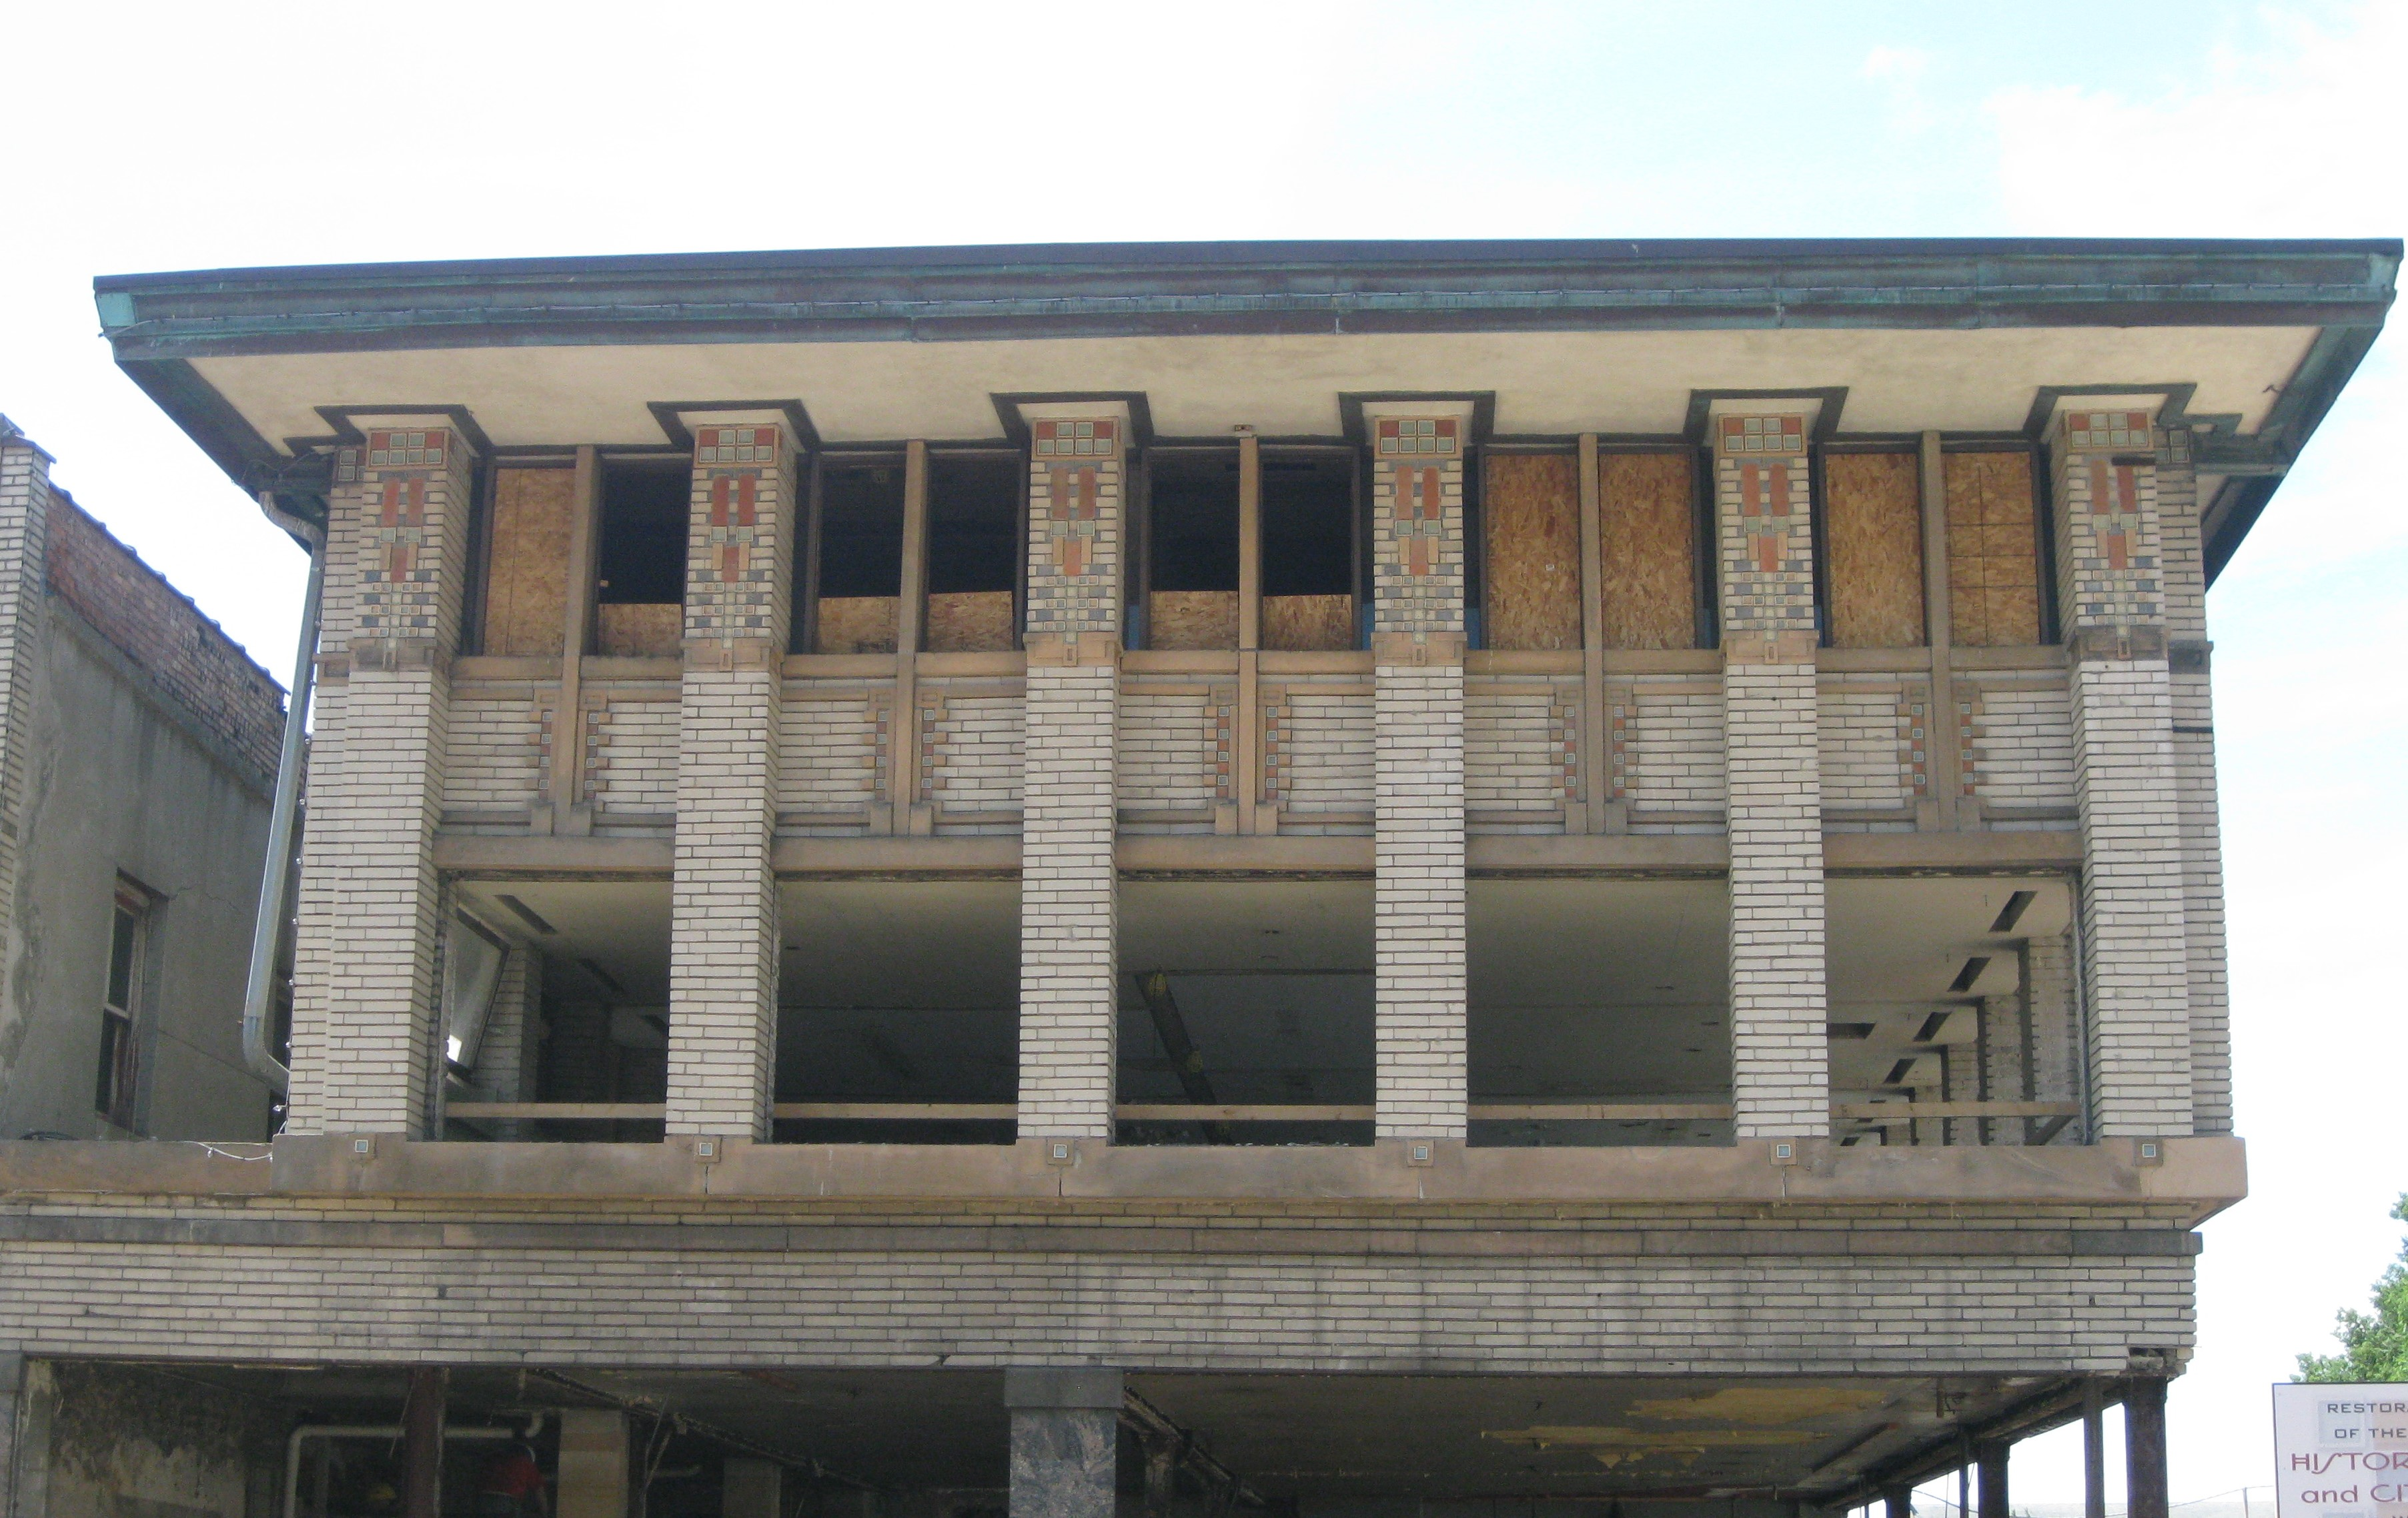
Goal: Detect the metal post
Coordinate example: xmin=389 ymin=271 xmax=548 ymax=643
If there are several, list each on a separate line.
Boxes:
xmin=401 ymin=1369 xmax=445 ymax=1518
xmin=1884 ymin=1483 xmax=1914 ymax=1518
xmin=2127 ymin=1379 xmax=2170 ymax=1518
xmin=2084 ymin=1383 xmax=2108 ymax=1518
xmin=1978 ymin=1441 xmax=2009 ymax=1518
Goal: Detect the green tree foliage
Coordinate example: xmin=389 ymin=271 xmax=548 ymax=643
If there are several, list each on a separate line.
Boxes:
xmin=2298 ymin=1193 xmax=2408 ymax=1383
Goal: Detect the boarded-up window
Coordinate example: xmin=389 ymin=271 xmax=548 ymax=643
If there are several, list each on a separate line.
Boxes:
xmin=1944 ymin=451 xmax=2042 ymax=646
xmin=1482 ymin=454 xmax=1580 ymax=650
xmin=1821 ymin=450 xmax=1926 ymax=648
xmin=1597 ymin=452 xmax=1695 ymax=650
xmin=482 ymin=468 xmax=572 ymax=656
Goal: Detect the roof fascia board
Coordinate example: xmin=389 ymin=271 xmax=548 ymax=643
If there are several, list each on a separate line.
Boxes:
xmin=95 ymin=240 xmax=2399 ymax=363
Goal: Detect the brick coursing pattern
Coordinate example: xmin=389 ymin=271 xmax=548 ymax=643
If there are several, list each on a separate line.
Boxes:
xmin=1614 ymin=678 xmax=1724 ymax=828
xmin=1464 ymin=680 xmax=1578 ymax=830
xmin=1715 ymin=418 xmax=1828 ymax=1138
xmin=42 ymin=496 xmax=285 ymax=785
xmin=668 ymin=426 xmax=795 ymax=1138
xmin=777 ymin=687 xmax=884 ymax=830
xmin=1019 ymin=420 xmax=1125 ymax=1139
xmin=290 ymin=430 xmax=476 ymax=1135
xmin=0 ymin=1196 xmax=2199 ymax=1376
xmin=2052 ymin=417 xmax=2191 ymax=1138
xmin=1369 ymin=422 xmax=1468 ymax=1141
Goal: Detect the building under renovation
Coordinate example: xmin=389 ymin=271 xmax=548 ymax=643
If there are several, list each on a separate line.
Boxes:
xmin=0 ymin=237 xmax=2396 ymax=1518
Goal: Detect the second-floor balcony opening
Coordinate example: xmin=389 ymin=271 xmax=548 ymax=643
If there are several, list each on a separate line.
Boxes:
xmin=1469 ymin=879 xmax=1733 ymax=1147
xmin=1116 ymin=881 xmax=1374 ymax=1147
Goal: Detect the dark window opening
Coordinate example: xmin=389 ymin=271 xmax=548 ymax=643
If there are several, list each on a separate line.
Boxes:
xmin=1144 ymin=450 xmax=1239 ymax=651
xmin=594 ymin=461 xmax=689 ymax=658
xmin=816 ymin=458 xmax=906 ymax=598
xmin=1261 ymin=451 xmax=1357 ymax=652
xmin=595 ymin=463 xmax=688 ymax=606
xmin=925 ymin=453 xmax=1021 ymax=653
xmin=1261 ymin=453 xmax=1354 ymax=597
xmin=1148 ymin=451 xmax=1239 ymax=592
xmin=95 ymin=886 xmax=147 ymax=1129
xmin=927 ymin=454 xmax=1019 ymax=594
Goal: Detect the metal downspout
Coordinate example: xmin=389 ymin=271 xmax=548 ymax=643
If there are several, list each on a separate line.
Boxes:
xmin=242 ymin=498 xmax=326 ymax=1097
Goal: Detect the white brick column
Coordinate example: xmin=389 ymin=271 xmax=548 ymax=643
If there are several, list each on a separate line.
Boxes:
xmin=1713 ymin=412 xmax=1829 ymax=1139
xmin=1019 ymin=414 xmax=1125 ymax=1141
xmin=2053 ymin=410 xmax=2191 ymax=1138
xmin=289 ymin=426 xmax=476 ymax=1134
xmin=666 ymin=422 xmax=795 ymax=1140
xmin=1367 ymin=411 xmax=1468 ymax=1142
xmin=2155 ymin=428 xmax=2231 ymax=1136
xmin=0 ymin=423 xmax=55 ymax=1091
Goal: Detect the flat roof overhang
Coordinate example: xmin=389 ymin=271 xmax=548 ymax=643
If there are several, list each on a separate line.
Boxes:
xmin=93 ymin=237 xmax=2397 ymax=579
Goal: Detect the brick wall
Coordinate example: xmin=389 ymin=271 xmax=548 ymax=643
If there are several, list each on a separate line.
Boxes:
xmin=1614 ymin=678 xmax=1724 ymax=829
xmin=1465 ymin=680 xmax=1576 ymax=831
xmin=0 ymin=431 xmax=56 ymax=1052
xmin=777 ymin=685 xmax=885 ymax=830
xmin=1714 ymin=415 xmax=1829 ymax=1138
xmin=42 ymin=496 xmax=285 ymax=786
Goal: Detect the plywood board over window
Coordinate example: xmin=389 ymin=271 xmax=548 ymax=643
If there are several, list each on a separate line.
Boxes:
xmin=1944 ymin=451 xmax=2043 ymax=646
xmin=925 ymin=590 xmax=1016 ymax=652
xmin=1597 ymin=452 xmax=1696 ymax=650
xmin=483 ymin=468 xmax=574 ymax=655
xmin=1822 ymin=450 xmax=1927 ymax=648
xmin=1483 ymin=454 xmax=1580 ymax=650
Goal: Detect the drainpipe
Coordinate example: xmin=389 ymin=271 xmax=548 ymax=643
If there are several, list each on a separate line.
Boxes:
xmin=243 ymin=494 xmax=327 ymax=1097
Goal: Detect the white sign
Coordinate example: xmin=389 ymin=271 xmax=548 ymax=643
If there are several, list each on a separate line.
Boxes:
xmin=2275 ymin=1383 xmax=2408 ymax=1518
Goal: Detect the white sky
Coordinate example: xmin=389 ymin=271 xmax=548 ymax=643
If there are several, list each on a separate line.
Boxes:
xmin=1 ymin=1 xmax=2401 ymax=1505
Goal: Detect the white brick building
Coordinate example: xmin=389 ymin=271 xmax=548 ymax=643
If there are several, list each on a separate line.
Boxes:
xmin=0 ymin=237 xmax=2393 ymax=1518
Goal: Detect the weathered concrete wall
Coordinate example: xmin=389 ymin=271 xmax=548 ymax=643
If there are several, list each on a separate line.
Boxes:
xmin=0 ymin=604 xmax=274 ymax=1141
xmin=28 ymin=1360 xmax=283 ymax=1518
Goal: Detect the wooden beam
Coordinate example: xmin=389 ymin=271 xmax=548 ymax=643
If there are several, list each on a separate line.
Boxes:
xmin=1237 ymin=433 xmax=1263 ymax=834
xmin=1471 ymin=1102 xmax=1733 ymax=1122
xmin=549 ymin=446 xmax=603 ymax=835
xmin=890 ymin=440 xmax=931 ymax=832
xmin=774 ymin=1102 xmax=1016 ymax=1120
xmin=1837 ymin=1100 xmax=2080 ymax=1120
xmin=1920 ymin=430 xmax=1964 ymax=830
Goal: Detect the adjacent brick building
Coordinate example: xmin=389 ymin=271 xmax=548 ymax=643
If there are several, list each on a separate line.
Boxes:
xmin=0 ymin=239 xmax=2394 ymax=1518
xmin=0 ymin=414 xmax=283 ymax=1147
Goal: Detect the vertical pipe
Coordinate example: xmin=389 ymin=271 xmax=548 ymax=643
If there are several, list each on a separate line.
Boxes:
xmin=241 ymin=515 xmax=324 ymax=1095
xmin=2127 ymin=1380 xmax=2170 ymax=1518
xmin=401 ymin=1369 xmax=446 ymax=1518
xmin=1884 ymin=1483 xmax=1913 ymax=1518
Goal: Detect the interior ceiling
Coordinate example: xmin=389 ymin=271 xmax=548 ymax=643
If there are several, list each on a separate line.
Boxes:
xmin=193 ymin=1363 xmax=2066 ymax=1503
xmin=458 ymin=875 xmax=2069 ymax=1115
xmin=193 ymin=323 xmax=2316 ymax=449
